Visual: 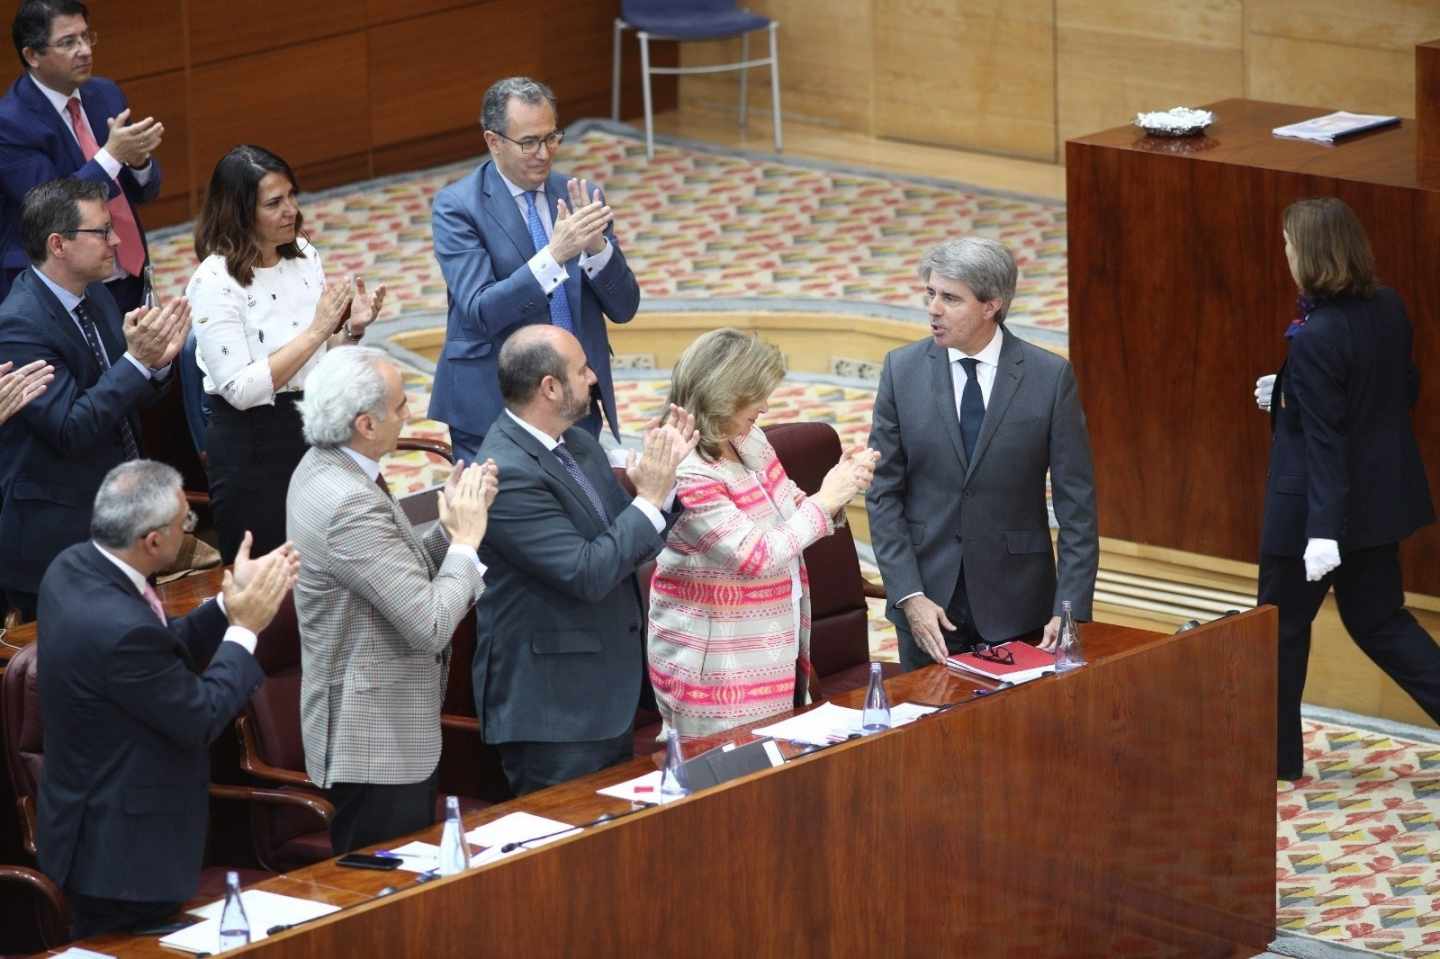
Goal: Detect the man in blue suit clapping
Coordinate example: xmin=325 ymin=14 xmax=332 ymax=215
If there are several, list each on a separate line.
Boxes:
xmin=429 ymin=76 xmax=642 ymax=463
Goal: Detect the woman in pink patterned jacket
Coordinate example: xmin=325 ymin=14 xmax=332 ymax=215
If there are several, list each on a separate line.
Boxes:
xmin=648 ymin=329 xmax=877 ymax=739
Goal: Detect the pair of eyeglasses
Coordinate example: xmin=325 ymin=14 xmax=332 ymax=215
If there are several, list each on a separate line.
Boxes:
xmin=66 ymin=224 xmax=116 ymax=240
xmin=973 ymin=643 xmax=1014 ymax=665
xmin=46 ymin=29 xmax=98 ymax=53
xmin=489 ymin=129 xmax=565 ymax=156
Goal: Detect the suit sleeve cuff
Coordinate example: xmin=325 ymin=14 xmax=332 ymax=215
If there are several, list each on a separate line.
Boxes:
xmin=631 ymin=496 xmax=666 ymax=533
xmin=447 ymin=543 xmax=486 ymax=575
xmin=223 ymin=626 xmax=257 ymax=655
xmin=527 ymin=248 xmax=568 ymax=294
xmin=95 ymin=147 xmax=123 ymax=181
xmin=895 ymin=591 xmax=923 ymax=606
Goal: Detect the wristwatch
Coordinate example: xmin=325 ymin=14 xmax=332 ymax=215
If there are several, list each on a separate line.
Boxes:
xmin=344 ymin=323 xmax=364 ymax=341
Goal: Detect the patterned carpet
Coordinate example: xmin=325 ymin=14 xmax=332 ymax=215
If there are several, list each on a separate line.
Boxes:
xmin=143 ymin=124 xmax=1436 ymax=958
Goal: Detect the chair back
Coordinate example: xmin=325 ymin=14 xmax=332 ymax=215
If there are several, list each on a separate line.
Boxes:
xmin=624 ymin=0 xmax=737 ymax=18
xmin=247 ymin=592 xmax=307 ymax=776
xmin=0 ymin=643 xmax=42 ymax=856
xmin=762 ymin=423 xmax=871 ymax=677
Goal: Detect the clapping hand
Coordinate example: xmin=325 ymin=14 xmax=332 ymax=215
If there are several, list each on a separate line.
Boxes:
xmin=104 ymin=108 xmax=164 ymax=168
xmin=310 ymin=276 xmax=355 ymax=339
xmin=1255 ymin=373 xmax=1276 ymax=412
xmin=222 ymin=542 xmax=298 ymax=634
xmin=347 ymin=277 xmax=387 ymax=336
xmin=437 ymin=460 xmax=496 ymax=548
xmin=232 ymin=530 xmax=301 ymax=589
xmin=551 ymin=178 xmax=613 ymax=262
xmin=627 ymin=404 xmax=699 ymax=509
xmin=122 ymin=297 xmax=191 ymax=369
xmin=0 ymin=360 xmax=54 ymax=424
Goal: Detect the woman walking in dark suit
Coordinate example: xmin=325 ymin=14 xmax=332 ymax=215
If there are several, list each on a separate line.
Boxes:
xmin=1256 ymin=197 xmax=1440 ymax=781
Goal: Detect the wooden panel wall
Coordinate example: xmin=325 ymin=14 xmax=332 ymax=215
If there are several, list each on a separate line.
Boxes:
xmin=678 ymin=0 xmax=1440 ymax=164
xmin=0 ymin=0 xmax=675 ymax=228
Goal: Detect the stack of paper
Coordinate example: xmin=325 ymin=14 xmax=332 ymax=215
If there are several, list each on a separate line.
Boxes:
xmin=752 ymin=702 xmax=865 ymax=746
xmin=161 ymin=891 xmax=339 ymax=953
xmin=465 ymin=811 xmax=580 ymax=851
xmin=1272 ymin=111 xmax=1399 ymax=143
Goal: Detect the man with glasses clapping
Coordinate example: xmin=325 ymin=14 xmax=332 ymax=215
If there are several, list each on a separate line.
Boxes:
xmin=1 ymin=0 xmax=165 ymax=312
xmin=429 ymin=76 xmax=642 ymax=464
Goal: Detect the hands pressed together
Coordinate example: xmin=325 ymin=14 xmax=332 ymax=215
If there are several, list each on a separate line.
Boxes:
xmin=438 ymin=458 xmax=500 ymax=549
xmin=122 ymin=297 xmax=190 ymax=369
xmin=104 ymin=108 xmax=163 ymax=169
xmin=626 ymin=404 xmax=700 ymax=509
xmin=222 ymin=531 xmax=301 ymax=633
xmin=815 ymin=446 xmax=879 ymax=516
xmin=550 ymin=178 xmax=612 ymax=263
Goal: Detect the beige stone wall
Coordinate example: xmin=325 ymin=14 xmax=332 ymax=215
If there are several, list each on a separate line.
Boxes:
xmin=673 ymin=0 xmax=1440 ymax=161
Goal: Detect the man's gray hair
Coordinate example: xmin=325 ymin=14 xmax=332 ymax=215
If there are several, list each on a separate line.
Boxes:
xmin=300 ymin=347 xmax=393 ymax=448
xmin=916 ymin=237 xmax=1018 ymax=322
xmin=91 ymin=460 xmax=183 ymax=549
xmin=480 ymin=76 xmax=557 ymax=135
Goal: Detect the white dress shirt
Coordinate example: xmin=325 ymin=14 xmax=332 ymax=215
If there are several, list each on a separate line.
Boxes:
xmin=94 ymin=542 xmax=256 ymax=653
xmin=494 ymin=169 xmax=615 ymax=299
xmin=947 ymin=325 xmax=1004 ymax=426
xmin=340 ymin=446 xmax=483 ymax=573
xmin=505 ymin=409 xmax=665 ymax=532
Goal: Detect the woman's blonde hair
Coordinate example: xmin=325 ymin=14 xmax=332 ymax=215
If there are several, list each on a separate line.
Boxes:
xmin=1283 ymin=198 xmax=1377 ymax=298
xmin=667 ymin=329 xmax=785 ymax=462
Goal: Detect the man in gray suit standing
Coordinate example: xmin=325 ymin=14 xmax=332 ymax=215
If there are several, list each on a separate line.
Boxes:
xmin=287 ymin=346 xmax=496 ymax=853
xmin=476 ymin=325 xmax=695 ymax=795
xmin=867 ymin=237 xmax=1098 ymax=671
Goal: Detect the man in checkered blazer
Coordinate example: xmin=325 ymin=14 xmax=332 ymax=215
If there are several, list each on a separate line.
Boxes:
xmin=287 ymin=346 xmax=496 ymax=853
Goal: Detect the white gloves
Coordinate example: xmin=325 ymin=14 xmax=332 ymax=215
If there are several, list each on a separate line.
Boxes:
xmin=1303 ymin=538 xmax=1341 ymax=582
xmin=1255 ymin=374 xmax=1276 ymax=411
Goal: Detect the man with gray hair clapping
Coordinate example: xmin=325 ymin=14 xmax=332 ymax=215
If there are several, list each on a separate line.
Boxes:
xmin=36 ymin=459 xmax=296 ymax=939
xmin=287 ymin=345 xmax=496 ymax=853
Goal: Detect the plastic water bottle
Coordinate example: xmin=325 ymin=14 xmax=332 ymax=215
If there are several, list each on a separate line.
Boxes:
xmin=436 ymin=795 xmax=470 ymax=875
xmin=861 ymin=662 xmax=892 ymax=733
xmin=217 ymin=870 xmax=249 ymax=950
xmin=1053 ymin=600 xmax=1087 ymax=673
xmin=659 ymin=728 xmax=690 ymax=798
xmin=141 ymin=263 xmax=157 ymax=308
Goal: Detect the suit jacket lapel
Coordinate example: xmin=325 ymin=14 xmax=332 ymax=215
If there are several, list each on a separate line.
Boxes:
xmin=26 ymin=271 xmax=102 ymax=381
xmin=80 ymin=542 xmax=195 ymax=667
xmin=545 ymin=174 xmax=582 ymax=330
xmin=480 ymin=163 xmax=538 ymax=264
xmin=967 ymin=329 xmax=1024 ymax=480
xmin=498 ymin=415 xmax=605 ymax=532
xmin=928 ymin=342 xmax=968 ymax=472
xmin=18 ymin=74 xmax=85 ymax=170
xmin=324 ymin=449 xmax=433 ymax=573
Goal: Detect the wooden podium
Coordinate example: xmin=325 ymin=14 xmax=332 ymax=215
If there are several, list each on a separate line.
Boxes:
xmin=70 ymin=612 xmax=1277 ymax=958
xmin=1067 ymin=91 xmax=1440 ymax=595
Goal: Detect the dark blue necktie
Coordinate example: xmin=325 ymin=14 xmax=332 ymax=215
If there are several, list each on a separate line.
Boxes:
xmin=957 ymin=357 xmax=984 ymax=463
xmin=74 ymin=298 xmax=140 ymax=461
xmin=523 ymin=191 xmax=575 ymax=334
xmin=553 ymin=442 xmax=609 ymax=523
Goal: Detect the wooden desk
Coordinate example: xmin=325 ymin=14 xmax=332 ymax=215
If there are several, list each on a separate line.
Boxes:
xmin=64 ymin=611 xmax=1278 ymax=959
xmin=1067 ymin=98 xmax=1440 ymax=595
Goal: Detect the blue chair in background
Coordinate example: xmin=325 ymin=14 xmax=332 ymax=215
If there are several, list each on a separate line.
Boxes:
xmin=610 ymin=0 xmax=782 ymax=160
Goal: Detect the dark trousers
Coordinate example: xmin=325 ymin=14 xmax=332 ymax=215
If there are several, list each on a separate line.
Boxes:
xmin=328 ymin=773 xmax=438 ymax=855
xmin=1260 ymin=543 xmax=1440 ymax=779
xmin=67 ymin=890 xmax=182 ymax=941
xmin=897 ymin=563 xmax=983 ymax=672
xmin=497 ymin=731 xmax=634 ymax=797
xmin=204 ymin=394 xmax=308 ymax=563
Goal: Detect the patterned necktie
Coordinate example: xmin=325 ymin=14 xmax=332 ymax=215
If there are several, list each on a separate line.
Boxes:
xmin=374 ymin=470 xmax=392 ymax=500
xmin=957 ymin=357 xmax=985 ymax=463
xmin=74 ymin=298 xmax=140 ymax=460
xmin=553 ymin=442 xmax=609 ymax=523
xmin=65 ymin=97 xmax=145 ymax=277
xmin=523 ymin=190 xmax=575 ymax=334
xmin=141 ymin=580 xmax=167 ymax=624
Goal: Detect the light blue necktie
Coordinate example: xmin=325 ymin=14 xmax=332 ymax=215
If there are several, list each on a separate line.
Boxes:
xmin=523 ymin=190 xmax=575 ymax=334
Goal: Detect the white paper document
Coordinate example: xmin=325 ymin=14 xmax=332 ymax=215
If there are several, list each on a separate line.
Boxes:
xmin=890 ymin=702 xmax=941 ymax=725
xmin=164 ymin=890 xmax=339 ymax=953
xmin=51 ymin=949 xmax=115 ymax=959
xmin=752 ymin=702 xmax=865 ymax=746
xmin=464 ymin=811 xmax=580 ymax=850
xmin=1272 ymin=110 xmax=1399 ymax=143
xmin=596 ymin=768 xmax=685 ymax=804
xmin=377 ymin=840 xmax=442 ymax=874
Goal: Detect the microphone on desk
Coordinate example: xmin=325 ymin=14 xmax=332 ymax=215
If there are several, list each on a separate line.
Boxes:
xmin=499 ymin=804 xmax=650 ymax=854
